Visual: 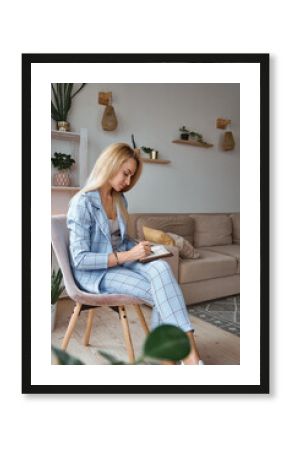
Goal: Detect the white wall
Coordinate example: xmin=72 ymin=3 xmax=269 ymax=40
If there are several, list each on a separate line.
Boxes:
xmin=67 ymin=83 xmax=240 ymax=213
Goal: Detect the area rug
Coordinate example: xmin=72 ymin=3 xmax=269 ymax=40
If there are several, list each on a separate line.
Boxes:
xmin=187 ymin=295 xmax=240 ymax=336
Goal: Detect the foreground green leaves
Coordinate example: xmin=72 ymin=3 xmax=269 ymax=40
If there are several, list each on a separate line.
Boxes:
xmin=52 ymin=324 xmax=191 ymax=365
xmin=51 ymin=269 xmax=65 ymax=305
xmin=52 ymin=346 xmax=84 ymax=365
xmin=143 ymin=324 xmax=190 ymax=361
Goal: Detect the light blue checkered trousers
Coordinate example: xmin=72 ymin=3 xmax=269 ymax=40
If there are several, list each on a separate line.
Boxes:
xmin=99 ymin=259 xmax=194 ymax=332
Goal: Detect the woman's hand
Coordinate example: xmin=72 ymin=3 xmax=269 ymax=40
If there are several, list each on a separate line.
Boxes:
xmin=109 ymin=241 xmax=152 ymax=266
xmin=128 ymin=241 xmax=152 ymax=261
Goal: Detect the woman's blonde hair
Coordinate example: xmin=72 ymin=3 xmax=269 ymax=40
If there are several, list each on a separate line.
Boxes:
xmin=81 ymin=142 xmax=143 ymax=221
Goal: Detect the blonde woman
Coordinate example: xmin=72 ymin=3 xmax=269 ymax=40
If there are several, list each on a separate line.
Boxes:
xmin=67 ymin=143 xmax=204 ymax=365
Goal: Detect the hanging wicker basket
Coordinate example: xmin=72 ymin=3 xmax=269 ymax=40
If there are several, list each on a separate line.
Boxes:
xmin=223 ymin=131 xmax=235 ymax=151
xmin=102 ymin=105 xmax=118 ymax=131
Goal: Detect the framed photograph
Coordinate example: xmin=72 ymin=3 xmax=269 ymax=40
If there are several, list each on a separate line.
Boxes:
xmin=22 ymin=53 xmax=269 ymax=394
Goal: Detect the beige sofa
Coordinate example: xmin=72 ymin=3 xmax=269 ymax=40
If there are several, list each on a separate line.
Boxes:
xmin=128 ymin=213 xmax=240 ymax=306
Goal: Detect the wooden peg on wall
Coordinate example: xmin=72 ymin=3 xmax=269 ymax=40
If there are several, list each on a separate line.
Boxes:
xmin=98 ymin=92 xmax=112 ymax=105
xmin=216 ymin=118 xmax=231 ymax=129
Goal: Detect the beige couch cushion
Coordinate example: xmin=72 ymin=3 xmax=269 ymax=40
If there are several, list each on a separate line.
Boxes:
xmin=231 ymin=213 xmax=240 ymax=244
xmin=202 ymin=245 xmax=240 ymax=273
xmin=179 ymin=249 xmax=237 ymax=284
xmin=190 ymin=214 xmax=232 ymax=247
xmin=136 ymin=215 xmax=195 ymax=244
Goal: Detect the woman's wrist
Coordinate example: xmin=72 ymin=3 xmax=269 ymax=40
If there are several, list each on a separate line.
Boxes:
xmin=116 ymin=250 xmax=133 ymax=264
xmin=113 ymin=251 xmax=119 ymax=265
xmin=108 ymin=250 xmax=134 ymax=267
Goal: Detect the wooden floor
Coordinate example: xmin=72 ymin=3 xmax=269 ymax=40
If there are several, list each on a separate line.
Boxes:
xmin=52 ymin=297 xmax=240 ymax=365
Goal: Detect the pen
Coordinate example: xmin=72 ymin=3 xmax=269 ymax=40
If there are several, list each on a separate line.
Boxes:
xmin=130 ymin=237 xmax=154 ymax=254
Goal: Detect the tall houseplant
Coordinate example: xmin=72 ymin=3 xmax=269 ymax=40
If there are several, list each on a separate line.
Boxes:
xmin=51 ymin=83 xmax=86 ymax=131
xmin=51 ymin=269 xmax=65 ymax=331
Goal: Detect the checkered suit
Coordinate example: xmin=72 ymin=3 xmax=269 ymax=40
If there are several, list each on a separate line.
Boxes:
xmin=67 ymin=191 xmax=193 ymax=332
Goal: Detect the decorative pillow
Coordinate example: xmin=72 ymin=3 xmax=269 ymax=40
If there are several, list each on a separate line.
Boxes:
xmin=167 ymin=232 xmax=200 ymax=259
xmin=142 ymin=226 xmax=175 ymax=246
xmin=142 ymin=226 xmax=200 ymax=260
xmin=137 ymin=215 xmax=195 ymax=244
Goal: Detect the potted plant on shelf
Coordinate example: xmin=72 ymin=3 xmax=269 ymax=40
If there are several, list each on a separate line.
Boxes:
xmin=51 ymin=152 xmax=75 ymax=186
xmin=51 ymin=83 xmax=86 ymax=131
xmin=179 ymin=126 xmax=190 ymax=140
xmin=189 ymin=131 xmax=203 ymax=141
xmin=131 ymin=135 xmax=159 ymax=159
xmin=141 ymin=146 xmax=159 ymax=160
xmin=189 ymin=131 xmax=211 ymax=145
xmin=51 ymin=269 xmax=65 ymax=331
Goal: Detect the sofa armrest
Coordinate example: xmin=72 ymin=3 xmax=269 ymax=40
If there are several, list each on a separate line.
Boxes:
xmin=164 ymin=245 xmax=180 ymax=281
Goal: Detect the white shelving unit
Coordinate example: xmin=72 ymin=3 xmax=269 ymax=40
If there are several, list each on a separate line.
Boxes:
xmin=51 ymin=129 xmax=88 ymax=297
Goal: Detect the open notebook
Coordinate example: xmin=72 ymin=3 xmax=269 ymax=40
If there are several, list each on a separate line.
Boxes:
xmin=139 ymin=244 xmax=173 ymax=263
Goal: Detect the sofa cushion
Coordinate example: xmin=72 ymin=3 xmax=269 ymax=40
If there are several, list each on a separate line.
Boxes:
xmin=136 ymin=215 xmax=195 ymax=244
xmin=190 ymin=214 xmax=232 ymax=247
xmin=167 ymin=232 xmax=200 ymax=259
xmin=202 ymin=245 xmax=240 ymax=273
xmin=231 ymin=213 xmax=240 ymax=244
xmin=179 ymin=249 xmax=237 ymax=284
xmin=142 ymin=226 xmax=175 ymax=246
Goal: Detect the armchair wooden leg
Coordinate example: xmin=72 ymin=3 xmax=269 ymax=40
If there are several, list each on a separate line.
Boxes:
xmin=118 ymin=305 xmax=135 ymax=363
xmin=83 ymin=308 xmax=95 ymax=346
xmin=61 ymin=302 xmax=82 ymax=350
xmin=133 ymin=305 xmax=149 ymax=335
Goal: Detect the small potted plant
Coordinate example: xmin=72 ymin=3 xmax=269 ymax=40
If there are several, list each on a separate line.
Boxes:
xmin=131 ymin=134 xmax=158 ymax=159
xmin=51 ymin=269 xmax=65 ymax=331
xmin=51 ymin=152 xmax=75 ymax=186
xmin=141 ymin=146 xmax=158 ymax=160
xmin=179 ymin=126 xmax=190 ymax=140
xmin=51 ymin=83 xmax=86 ymax=131
xmin=189 ymin=131 xmax=203 ymax=141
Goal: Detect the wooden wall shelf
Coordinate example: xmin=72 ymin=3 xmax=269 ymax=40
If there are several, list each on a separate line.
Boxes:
xmin=142 ymin=158 xmax=170 ymax=164
xmin=172 ymin=139 xmax=213 ymax=148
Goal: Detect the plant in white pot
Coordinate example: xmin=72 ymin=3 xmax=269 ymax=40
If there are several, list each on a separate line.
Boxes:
xmin=51 ymin=152 xmax=75 ymax=186
xmin=51 ymin=83 xmax=86 ymax=131
xmin=51 ymin=269 xmax=65 ymax=331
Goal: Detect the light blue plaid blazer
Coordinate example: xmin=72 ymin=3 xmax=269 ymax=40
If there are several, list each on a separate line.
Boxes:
xmin=67 ymin=190 xmax=135 ymax=293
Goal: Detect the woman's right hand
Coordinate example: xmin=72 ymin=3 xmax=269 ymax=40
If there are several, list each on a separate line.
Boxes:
xmin=128 ymin=241 xmax=152 ymax=261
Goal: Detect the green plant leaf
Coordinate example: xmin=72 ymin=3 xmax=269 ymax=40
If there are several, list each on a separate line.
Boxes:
xmin=99 ymin=350 xmax=126 ymax=365
xmin=71 ymin=83 xmax=86 ymax=99
xmin=131 ymin=134 xmax=137 ymax=148
xmin=51 ymin=152 xmax=75 ymax=170
xmin=51 ymin=269 xmax=65 ymax=304
xmin=143 ymin=324 xmax=191 ymax=361
xmin=52 ymin=346 xmax=84 ymax=365
xmin=141 ymin=146 xmax=154 ymax=154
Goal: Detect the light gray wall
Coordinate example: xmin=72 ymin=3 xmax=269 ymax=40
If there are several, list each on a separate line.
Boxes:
xmin=68 ymin=83 xmax=240 ymax=213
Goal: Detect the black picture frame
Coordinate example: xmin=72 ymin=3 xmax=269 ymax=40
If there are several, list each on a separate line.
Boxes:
xmin=22 ymin=53 xmax=269 ymax=394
